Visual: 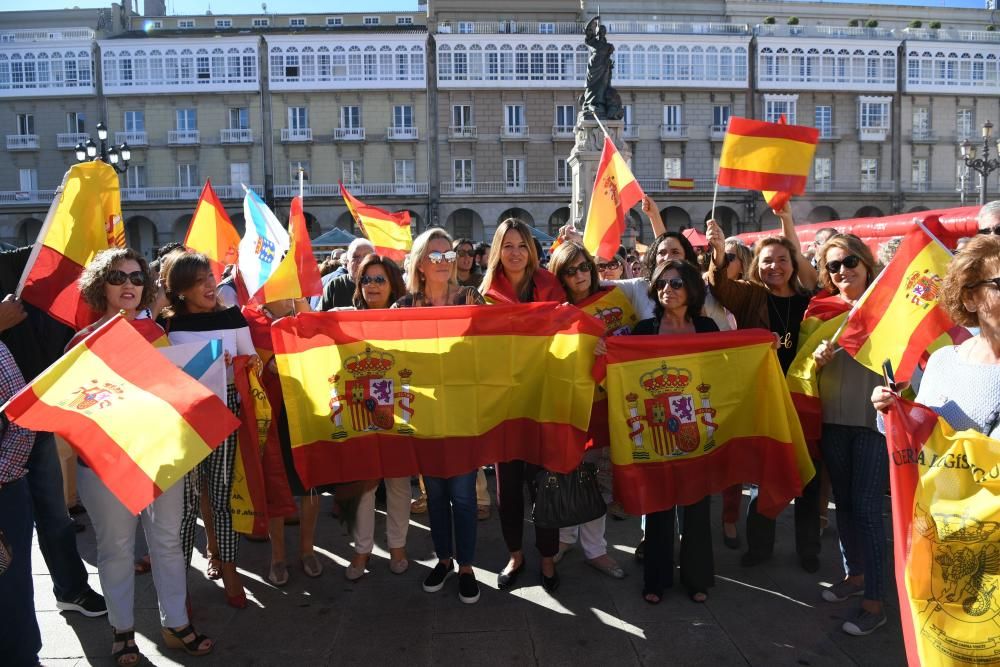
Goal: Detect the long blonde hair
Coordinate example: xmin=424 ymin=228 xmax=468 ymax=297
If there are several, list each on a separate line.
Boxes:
xmin=405 ymin=227 xmax=457 ymax=294
xmin=480 ymin=218 xmax=539 ymax=301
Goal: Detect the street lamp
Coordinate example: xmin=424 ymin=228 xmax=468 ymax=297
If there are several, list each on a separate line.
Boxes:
xmin=961 ymin=120 xmax=1000 ymax=205
xmin=74 ymin=121 xmax=130 ymax=174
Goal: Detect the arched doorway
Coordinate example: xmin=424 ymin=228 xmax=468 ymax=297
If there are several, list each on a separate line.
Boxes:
xmin=855 ymin=206 xmax=884 ymax=219
xmin=662 ymin=207 xmax=691 ymax=232
xmin=334 ymin=211 xmax=361 ymax=235
xmin=704 ymin=206 xmax=739 ymax=237
xmin=125 ymin=216 xmax=157 ymax=257
xmin=445 ymin=208 xmax=484 ymax=241
xmin=907 ymin=205 xmax=930 ymax=214
xmin=758 ymin=209 xmax=780 ymax=232
xmin=18 ymin=217 xmax=43 ymax=246
xmin=548 ymin=207 xmax=570 ymax=237
xmin=172 ymin=215 xmax=192 ymax=244
xmin=807 ymin=206 xmax=839 ymax=223
xmin=498 ymin=207 xmax=534 ymax=227
xmin=302 ymin=211 xmax=321 ymax=239
xmin=401 ymin=210 xmax=422 ymax=234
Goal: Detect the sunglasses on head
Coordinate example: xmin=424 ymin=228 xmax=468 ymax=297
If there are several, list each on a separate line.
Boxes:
xmin=826 ymin=255 xmax=861 ymax=274
xmin=427 ymin=251 xmax=457 ymax=264
xmin=724 ymin=252 xmax=738 ymax=263
xmin=655 ymin=277 xmax=685 ymax=291
xmin=965 ymin=277 xmax=1000 ymax=291
xmin=596 ymin=259 xmax=621 ymax=271
xmin=360 ymin=275 xmax=387 ymax=286
xmin=107 ymin=270 xmax=146 ymax=287
xmin=978 ymin=225 xmax=1000 ymax=236
xmin=560 ymin=262 xmax=592 ymax=277
xmin=455 ymin=249 xmax=475 ymax=258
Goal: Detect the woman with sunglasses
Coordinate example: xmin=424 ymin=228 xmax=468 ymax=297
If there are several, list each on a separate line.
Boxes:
xmin=73 ymin=248 xmax=213 ymax=664
xmin=810 ymin=234 xmax=888 ymax=636
xmin=453 ymin=237 xmax=483 ymax=288
xmin=392 ymin=228 xmax=486 ymax=604
xmin=705 ymin=211 xmax=823 ymax=573
xmin=632 ymin=259 xmax=718 ymax=604
xmin=160 ymin=252 xmax=259 ymax=610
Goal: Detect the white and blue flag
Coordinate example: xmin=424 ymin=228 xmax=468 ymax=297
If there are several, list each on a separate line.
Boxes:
xmin=239 ymin=188 xmax=290 ymax=296
xmin=158 ymin=340 xmax=227 ymax=400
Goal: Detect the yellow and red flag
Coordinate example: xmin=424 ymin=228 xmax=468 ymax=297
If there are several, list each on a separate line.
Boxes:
xmin=837 ymin=224 xmax=969 ymax=383
xmin=255 ymin=196 xmax=323 ymax=303
xmin=761 ymin=115 xmax=794 ymax=210
xmin=2 ymin=316 xmax=239 ymax=514
xmin=18 ymin=161 xmax=121 ymax=329
xmin=583 ymin=136 xmax=645 ymax=261
xmin=230 ymin=355 xmax=271 ymax=536
xmin=884 ymin=398 xmax=1000 ymax=667
xmin=272 ymin=303 xmax=604 ymax=489
xmin=667 ymin=178 xmax=695 ymax=190
xmin=184 ymin=180 xmax=240 ymax=283
xmin=339 ymin=182 xmax=412 ymax=263
xmin=604 ymin=329 xmax=814 ymax=516
xmin=718 ymin=117 xmax=818 ymax=194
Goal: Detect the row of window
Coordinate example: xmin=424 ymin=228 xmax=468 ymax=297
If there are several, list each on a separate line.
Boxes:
xmin=155 ymin=15 xmax=411 ymax=29
xmin=758 ymin=48 xmax=896 ymax=86
xmin=0 ymin=51 xmax=93 ymax=89
xmin=268 ymin=45 xmax=425 ymax=83
xmin=906 ymin=51 xmax=1000 ymax=88
xmin=102 ymin=47 xmax=258 ymax=87
xmin=614 ymin=45 xmax=748 ymax=82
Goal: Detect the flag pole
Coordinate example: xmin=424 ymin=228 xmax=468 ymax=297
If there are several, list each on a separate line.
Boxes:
xmin=298 ymin=167 xmax=304 ymax=200
xmin=709 ymin=179 xmax=720 ymax=227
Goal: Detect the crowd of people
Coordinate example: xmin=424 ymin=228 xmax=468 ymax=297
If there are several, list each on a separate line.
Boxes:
xmin=3 ymin=196 xmax=1000 ymax=666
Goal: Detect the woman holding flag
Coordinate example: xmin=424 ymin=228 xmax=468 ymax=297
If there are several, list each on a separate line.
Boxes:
xmin=74 ymin=248 xmax=213 ymax=663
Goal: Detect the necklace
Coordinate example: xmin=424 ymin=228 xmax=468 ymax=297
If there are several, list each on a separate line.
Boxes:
xmin=768 ymin=293 xmax=794 ymax=349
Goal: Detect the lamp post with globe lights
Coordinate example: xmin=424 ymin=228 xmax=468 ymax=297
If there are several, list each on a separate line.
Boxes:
xmin=961 ymin=120 xmax=1000 ymax=206
xmin=74 ymin=122 xmax=131 ymax=174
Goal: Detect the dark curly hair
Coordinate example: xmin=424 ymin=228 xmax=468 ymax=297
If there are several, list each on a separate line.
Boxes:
xmin=352 ymin=255 xmax=407 ymax=309
xmin=648 ymin=259 xmax=706 ymax=322
xmin=642 ymin=232 xmax=698 ymax=280
xmin=162 ymin=252 xmax=218 ymax=317
xmin=77 ymin=248 xmax=155 ymax=314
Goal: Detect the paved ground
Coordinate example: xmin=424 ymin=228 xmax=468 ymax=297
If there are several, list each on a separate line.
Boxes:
xmin=33 ymin=477 xmax=905 ymax=666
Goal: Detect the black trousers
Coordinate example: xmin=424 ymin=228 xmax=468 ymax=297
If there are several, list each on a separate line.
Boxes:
xmin=746 ymin=457 xmax=822 ymax=560
xmin=644 ymin=496 xmax=714 ymax=597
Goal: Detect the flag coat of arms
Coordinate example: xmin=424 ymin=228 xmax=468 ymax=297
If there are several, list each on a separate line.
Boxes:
xmin=604 ymin=329 xmax=814 ymax=517
xmin=271 ymin=303 xmax=604 ymax=489
xmin=583 ymin=137 xmax=645 ymax=261
xmin=239 ymin=189 xmax=290 ymax=297
xmin=718 ymin=117 xmax=819 ymax=194
xmin=2 ymin=316 xmax=239 ymax=514
xmin=184 ymin=180 xmax=241 ymax=283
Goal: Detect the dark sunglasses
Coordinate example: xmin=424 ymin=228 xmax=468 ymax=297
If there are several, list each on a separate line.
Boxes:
xmin=107 ymin=270 xmax=146 ymax=286
xmin=724 ymin=252 xmax=738 ymax=263
xmin=596 ymin=259 xmax=621 ymax=271
xmin=965 ymin=277 xmax=1000 ymax=291
xmin=360 ymin=275 xmax=387 ymax=286
xmin=560 ymin=262 xmax=592 ymax=277
xmin=826 ymin=255 xmax=861 ymax=274
xmin=978 ymin=225 xmax=1000 ymax=236
xmin=655 ymin=277 xmax=685 ymax=291
xmin=455 ymin=249 xmax=475 ymax=258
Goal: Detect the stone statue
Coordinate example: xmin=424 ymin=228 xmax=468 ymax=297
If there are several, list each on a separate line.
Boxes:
xmin=579 ymin=17 xmax=624 ymax=121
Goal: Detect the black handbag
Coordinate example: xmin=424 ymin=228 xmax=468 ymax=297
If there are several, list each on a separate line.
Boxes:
xmin=532 ymin=463 xmax=607 ymax=529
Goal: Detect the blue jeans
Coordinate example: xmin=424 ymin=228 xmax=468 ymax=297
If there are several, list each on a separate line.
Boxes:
xmin=821 ymin=424 xmax=888 ymax=602
xmin=26 ymin=431 xmax=89 ymax=600
xmin=424 ymin=471 xmax=477 ymax=566
xmin=0 ymin=477 xmax=42 ymax=666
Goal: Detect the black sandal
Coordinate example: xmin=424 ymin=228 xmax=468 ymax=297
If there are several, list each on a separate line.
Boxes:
xmin=112 ymin=629 xmax=141 ymax=667
xmin=161 ymin=624 xmax=214 ymax=656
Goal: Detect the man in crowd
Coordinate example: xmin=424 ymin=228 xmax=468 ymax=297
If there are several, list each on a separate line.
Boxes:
xmin=320 ymin=238 xmax=375 ymax=310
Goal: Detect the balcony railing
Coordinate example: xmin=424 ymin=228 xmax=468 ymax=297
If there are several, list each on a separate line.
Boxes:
xmin=168 ymin=129 xmax=200 ymax=145
xmin=623 ymin=124 xmax=639 ymax=139
xmin=0 ymin=28 xmax=94 ymax=42
xmin=440 ymin=181 xmax=568 ymax=196
xmin=818 ymin=126 xmax=841 ymax=141
xmin=220 ymin=128 xmax=253 ymax=144
xmin=437 ymin=20 xmax=583 ymax=34
xmin=709 ymin=124 xmax=727 ymax=141
xmin=659 ymin=125 xmax=688 ymax=140
xmin=756 ymin=24 xmax=894 ymax=39
xmin=552 ymin=125 xmax=575 ymax=139
xmin=115 ymin=131 xmax=147 ymax=146
xmin=272 ymin=183 xmax=429 ymax=198
xmin=333 ymin=127 xmax=365 ymax=141
xmin=387 ymin=126 xmax=418 ymax=140
xmin=56 ymin=132 xmax=89 ymax=148
xmin=501 ymin=125 xmax=529 ymax=139
xmin=0 ymin=186 xmax=261 ymax=205
xmin=606 ymin=21 xmax=749 ymax=35
xmin=0 ymin=189 xmax=57 ymax=204
xmin=902 ymin=27 xmax=1000 ymax=43
xmin=6 ymin=134 xmax=39 ymax=150
xmin=449 ymin=125 xmax=477 ymax=139
xmin=910 ymin=128 xmax=936 ymax=143
xmin=859 ymin=127 xmax=889 ymax=142
xmin=281 ymin=128 xmax=312 ymax=142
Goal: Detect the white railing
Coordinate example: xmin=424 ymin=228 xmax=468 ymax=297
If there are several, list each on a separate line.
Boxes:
xmin=56 ymin=132 xmax=89 ymax=148
xmin=606 ymin=21 xmax=749 ymax=35
xmin=552 ymin=125 xmax=575 ymax=139
xmin=115 ymin=131 xmax=147 ymax=146
xmin=334 ymin=127 xmax=365 ymax=141
xmin=6 ymin=134 xmax=39 ymax=150
xmin=387 ymin=126 xmax=418 ymax=140
xmin=0 ymin=189 xmax=57 ymax=204
xmin=501 ymin=125 xmax=529 ymax=139
xmin=167 ymin=130 xmax=200 ymax=145
xmin=0 ymin=28 xmax=94 ymax=42
xmin=911 ymin=128 xmax=935 ymax=142
xmin=449 ymin=126 xmax=477 ymax=139
xmin=281 ymin=128 xmax=312 ymax=142
xmin=859 ymin=127 xmax=889 ymax=142
xmin=756 ymin=24 xmax=895 ymax=39
xmin=902 ymin=27 xmax=1000 ymax=43
xmin=118 ymin=184 xmax=262 ymax=202
xmin=709 ymin=125 xmax=727 ymax=140
xmin=273 ymin=183 xmax=429 ymax=197
xmin=436 ymin=21 xmax=583 ymax=35
xmin=659 ymin=125 xmax=688 ymax=140
xmin=623 ymin=125 xmax=639 ymax=139
xmin=639 ymin=179 xmax=729 ymax=192
xmin=819 ymin=126 xmax=841 ymax=140
xmin=440 ymin=181 xmax=565 ymax=195
xmin=220 ymin=128 xmax=253 ymax=144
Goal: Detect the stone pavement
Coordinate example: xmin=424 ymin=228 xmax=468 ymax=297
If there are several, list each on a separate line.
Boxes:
xmin=33 ymin=478 xmax=905 ymax=666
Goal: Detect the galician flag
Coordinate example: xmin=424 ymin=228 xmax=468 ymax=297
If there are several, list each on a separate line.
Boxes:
xmin=583 ymin=137 xmax=645 ymax=261
xmin=2 ymin=316 xmax=239 ymax=514
xmin=184 ymin=180 xmax=240 ymax=283
xmin=239 ymin=189 xmax=290 ymax=297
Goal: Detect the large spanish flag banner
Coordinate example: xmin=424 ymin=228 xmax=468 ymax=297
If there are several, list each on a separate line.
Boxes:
xmin=2 ymin=316 xmax=239 ymax=514
xmin=339 ymin=182 xmax=412 ymax=263
xmin=884 ymin=398 xmax=1000 ymax=667
xmin=17 ymin=161 xmax=121 ymax=329
xmin=184 ymin=180 xmax=240 ymax=283
xmin=255 ymin=196 xmax=323 ymax=302
xmin=785 ymin=295 xmax=851 ymax=448
xmin=837 ymin=224 xmax=968 ymax=383
xmin=272 ymin=303 xmax=604 ymax=489
xmin=583 ymin=137 xmax=645 ymax=261
xmin=605 ymin=329 xmax=814 ymax=517
xmin=718 ymin=117 xmax=819 ymax=194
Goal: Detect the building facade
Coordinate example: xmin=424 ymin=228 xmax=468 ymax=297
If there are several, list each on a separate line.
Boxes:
xmin=0 ymin=0 xmax=998 ymax=255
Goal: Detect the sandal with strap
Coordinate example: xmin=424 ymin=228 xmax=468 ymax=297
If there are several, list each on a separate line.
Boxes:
xmin=161 ymin=624 xmax=214 ymax=656
xmin=112 ymin=629 xmax=141 ymax=667
xmin=205 ymin=556 xmax=222 ymax=581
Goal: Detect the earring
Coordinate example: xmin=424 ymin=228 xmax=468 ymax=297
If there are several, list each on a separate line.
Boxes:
xmin=178 ymin=294 xmax=185 ymax=301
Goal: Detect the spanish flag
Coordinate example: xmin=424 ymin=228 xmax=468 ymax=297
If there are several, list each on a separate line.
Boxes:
xmin=884 ymin=398 xmax=1000 ymax=667
xmin=605 ymin=329 xmax=814 ymax=516
xmin=667 ymin=178 xmax=695 ymax=190
xmin=272 ymin=303 xmax=604 ymax=489
xmin=583 ymin=137 xmax=645 ymax=261
xmin=339 ymin=182 xmax=412 ymax=263
xmin=718 ymin=117 xmax=819 ymax=194
xmin=184 ymin=180 xmax=240 ymax=283
xmin=837 ymin=224 xmax=966 ymax=383
xmin=255 ymin=196 xmax=323 ymax=303
xmin=2 ymin=315 xmax=239 ymax=514
xmin=18 ymin=162 xmax=121 ymax=329
xmin=761 ymin=114 xmax=795 ymax=211
xmin=230 ymin=355 xmax=270 ymax=536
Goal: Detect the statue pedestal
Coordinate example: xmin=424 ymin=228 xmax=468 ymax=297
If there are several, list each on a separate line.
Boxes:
xmin=568 ymin=118 xmax=632 ymax=233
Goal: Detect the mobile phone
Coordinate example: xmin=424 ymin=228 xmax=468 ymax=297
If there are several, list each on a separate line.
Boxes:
xmin=882 ymin=359 xmax=897 ymax=392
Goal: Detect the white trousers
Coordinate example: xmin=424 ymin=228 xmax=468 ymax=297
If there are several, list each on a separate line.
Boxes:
xmin=77 ymin=464 xmax=187 ymax=631
xmin=559 ymin=514 xmax=608 ymax=560
xmin=351 ymin=477 xmax=411 ymax=554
